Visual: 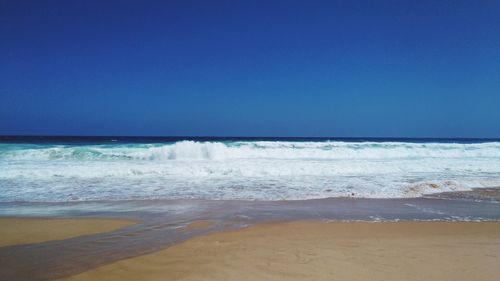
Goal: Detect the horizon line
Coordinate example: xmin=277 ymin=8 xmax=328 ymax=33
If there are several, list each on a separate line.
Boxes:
xmin=1 ymin=135 xmax=499 ymax=140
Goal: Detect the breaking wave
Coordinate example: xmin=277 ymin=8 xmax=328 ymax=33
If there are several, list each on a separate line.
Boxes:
xmin=1 ymin=141 xmax=500 ymax=202
xmin=2 ymin=140 xmax=500 ymax=161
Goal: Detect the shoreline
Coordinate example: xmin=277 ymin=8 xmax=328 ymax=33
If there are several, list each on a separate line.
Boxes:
xmin=1 ymin=189 xmax=499 ymax=280
xmin=1 ymin=185 xmax=499 ymax=204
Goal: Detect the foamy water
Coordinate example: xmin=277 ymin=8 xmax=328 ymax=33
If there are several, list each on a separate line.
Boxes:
xmin=1 ymin=140 xmax=500 ymax=201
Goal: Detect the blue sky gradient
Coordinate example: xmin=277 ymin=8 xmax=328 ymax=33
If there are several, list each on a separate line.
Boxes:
xmin=1 ymin=0 xmax=499 ymax=137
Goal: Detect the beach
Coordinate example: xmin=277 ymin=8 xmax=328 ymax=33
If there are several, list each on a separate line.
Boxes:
xmin=0 ymin=195 xmax=499 ymax=281
xmin=0 ymin=218 xmax=497 ymax=281
xmin=61 ymin=221 xmax=500 ymax=281
xmin=3 ymin=0 xmax=500 ymax=279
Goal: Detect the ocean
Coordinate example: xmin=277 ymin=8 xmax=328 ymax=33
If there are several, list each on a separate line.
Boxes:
xmin=1 ymin=136 xmax=500 ymax=202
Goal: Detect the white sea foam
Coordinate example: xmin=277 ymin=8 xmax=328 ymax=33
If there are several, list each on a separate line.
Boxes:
xmin=3 ymin=141 xmax=500 ymax=161
xmin=1 ymin=141 xmax=499 ymax=202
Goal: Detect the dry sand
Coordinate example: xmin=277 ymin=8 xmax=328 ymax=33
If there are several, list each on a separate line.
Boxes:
xmin=63 ymin=221 xmax=500 ymax=281
xmin=0 ymin=218 xmax=136 ymax=247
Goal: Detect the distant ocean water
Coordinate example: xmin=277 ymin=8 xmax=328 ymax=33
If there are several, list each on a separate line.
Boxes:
xmin=1 ymin=136 xmax=500 ymax=202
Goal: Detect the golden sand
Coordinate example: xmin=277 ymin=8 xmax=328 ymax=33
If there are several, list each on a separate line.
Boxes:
xmin=64 ymin=221 xmax=500 ymax=281
xmin=0 ymin=218 xmax=136 ymax=247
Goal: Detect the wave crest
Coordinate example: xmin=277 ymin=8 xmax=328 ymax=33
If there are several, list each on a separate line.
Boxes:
xmin=2 ymin=141 xmax=500 ymax=161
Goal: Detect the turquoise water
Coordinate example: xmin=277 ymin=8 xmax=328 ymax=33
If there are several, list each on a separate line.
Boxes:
xmin=1 ymin=137 xmax=500 ymax=202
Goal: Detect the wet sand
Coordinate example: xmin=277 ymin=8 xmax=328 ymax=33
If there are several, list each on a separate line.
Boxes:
xmin=181 ymin=220 xmax=215 ymax=231
xmin=63 ymin=221 xmax=500 ymax=281
xmin=1 ymin=191 xmax=499 ymax=281
xmin=0 ymin=218 xmax=136 ymax=247
xmin=425 ymin=187 xmax=500 ymax=202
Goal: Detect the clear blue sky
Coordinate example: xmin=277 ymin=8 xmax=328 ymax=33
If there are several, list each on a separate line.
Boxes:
xmin=1 ymin=0 xmax=499 ymax=137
